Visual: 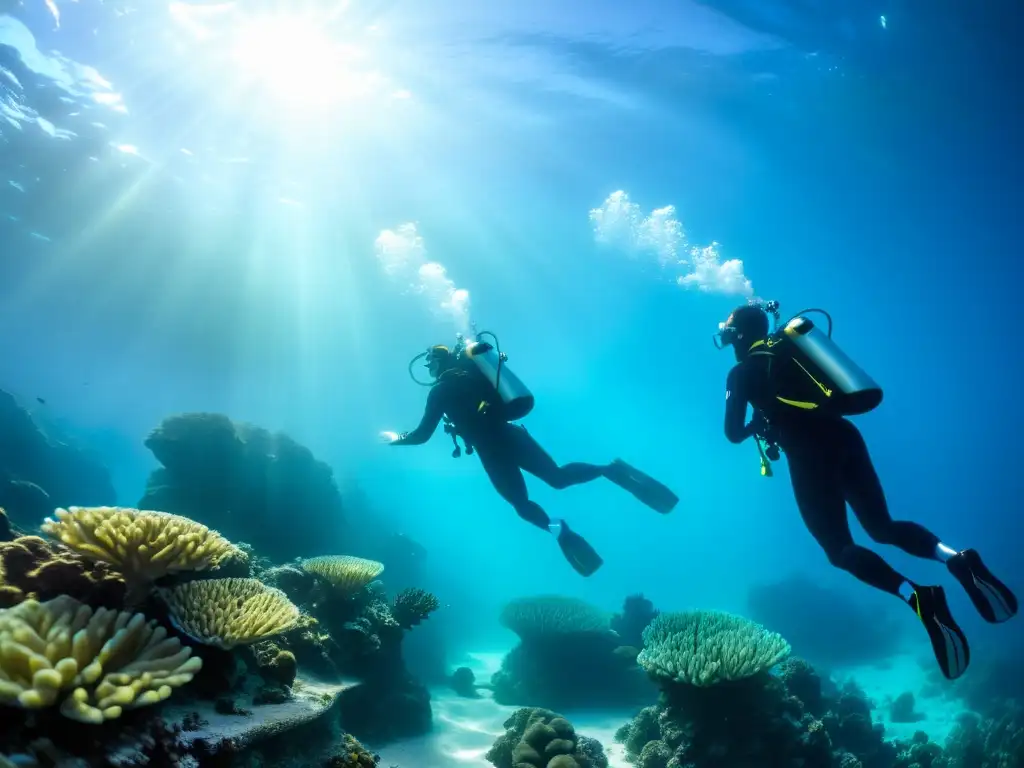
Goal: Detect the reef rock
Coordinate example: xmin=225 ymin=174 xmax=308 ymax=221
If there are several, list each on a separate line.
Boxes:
xmin=0 ymin=390 xmax=115 ymax=526
xmin=139 ymin=412 xmax=346 ymax=562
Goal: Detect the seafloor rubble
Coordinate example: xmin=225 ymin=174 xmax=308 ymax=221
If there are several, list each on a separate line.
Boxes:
xmin=0 ymin=503 xmax=440 ymax=767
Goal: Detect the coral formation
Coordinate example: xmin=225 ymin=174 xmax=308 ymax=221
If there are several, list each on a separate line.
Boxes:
xmin=0 ymin=508 xmax=11 ymax=542
xmin=614 ymin=654 xmax=910 ymax=768
xmin=637 ymin=609 xmax=791 ymax=686
xmin=41 ymin=506 xmax=242 ymax=595
xmin=0 ymin=390 xmax=116 ymax=526
xmin=391 ymin=587 xmax=440 ymax=629
xmin=323 ymin=733 xmax=380 ymax=767
xmin=301 ymin=555 xmax=385 ymax=596
xmin=939 ymin=705 xmax=1024 ymax=768
xmin=486 ymin=707 xmax=608 ymax=768
xmin=500 ymin=595 xmax=613 ymax=639
xmin=158 ymin=577 xmax=302 ymax=649
xmin=890 ymin=691 xmax=925 ymax=724
xmin=610 ymin=593 xmax=659 ymax=649
xmin=139 ymin=412 xmax=347 ymax=563
xmin=0 ymin=535 xmax=126 ymax=609
xmin=0 ymin=595 xmax=201 ymax=723
xmin=450 ymin=666 xmax=480 ymax=698
xmin=492 ymin=594 xmax=654 ymax=710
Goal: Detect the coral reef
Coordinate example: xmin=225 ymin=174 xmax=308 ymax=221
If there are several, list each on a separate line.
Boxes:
xmin=615 ymin=651 xmax=913 ymax=768
xmin=139 ymin=412 xmax=347 ymax=563
xmin=323 ymin=733 xmax=381 ymax=767
xmin=391 ymin=587 xmax=440 ymax=630
xmin=0 ymin=535 xmax=126 ymax=609
xmin=747 ymin=574 xmax=906 ymax=667
xmin=0 ymin=595 xmax=201 ymax=723
xmin=890 ymin=691 xmax=925 ymax=724
xmin=938 ymin=705 xmax=1024 ymax=768
xmin=158 ymin=577 xmax=301 ymax=649
xmin=41 ymin=506 xmax=242 ymax=602
xmin=492 ymin=594 xmax=654 ymax=710
xmin=637 ymin=609 xmax=791 ymax=686
xmin=0 ymin=390 xmax=116 ymax=526
xmin=450 ymin=666 xmax=480 ymax=698
xmin=486 ymin=707 xmax=608 ymax=768
xmin=301 ymin=555 xmax=385 ymax=597
xmin=610 ymin=593 xmax=659 ymax=649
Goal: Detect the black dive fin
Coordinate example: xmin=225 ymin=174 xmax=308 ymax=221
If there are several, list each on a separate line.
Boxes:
xmin=557 ymin=523 xmax=603 ymax=577
xmin=606 ymin=459 xmax=679 ymax=514
xmin=947 ymin=549 xmax=1018 ymax=624
xmin=909 ymin=584 xmax=970 ymax=680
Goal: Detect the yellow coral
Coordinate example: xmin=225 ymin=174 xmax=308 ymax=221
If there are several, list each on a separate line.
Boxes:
xmin=300 ymin=555 xmax=384 ymax=596
xmin=41 ymin=507 xmax=241 ymax=587
xmin=0 ymin=595 xmax=201 ymax=723
xmin=159 ymin=578 xmax=301 ymax=650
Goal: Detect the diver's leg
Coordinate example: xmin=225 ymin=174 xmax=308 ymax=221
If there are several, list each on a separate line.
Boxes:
xmin=504 ymin=425 xmax=607 ymax=489
xmin=476 ymin=447 xmax=549 ymax=530
xmin=841 ymin=423 xmax=1017 ymax=623
xmin=839 ymin=423 xmax=943 ymax=558
xmin=476 ymin=444 xmax=603 ymax=577
xmin=789 ymin=450 xmax=969 ymax=679
xmin=788 ymin=453 xmax=907 ymax=595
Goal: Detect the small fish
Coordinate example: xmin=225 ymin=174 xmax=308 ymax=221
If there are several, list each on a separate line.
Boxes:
xmin=35 ymin=397 xmax=45 ymax=405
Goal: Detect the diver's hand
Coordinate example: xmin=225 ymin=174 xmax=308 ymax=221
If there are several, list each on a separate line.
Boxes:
xmin=379 ymin=430 xmax=404 ymax=444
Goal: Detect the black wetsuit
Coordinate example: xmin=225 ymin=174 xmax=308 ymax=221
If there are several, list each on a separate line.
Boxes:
xmin=724 ymin=350 xmax=941 ymax=596
xmin=395 ymin=369 xmax=608 ymax=529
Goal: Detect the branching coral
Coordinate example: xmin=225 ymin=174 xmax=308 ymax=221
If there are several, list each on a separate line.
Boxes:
xmin=40 ymin=507 xmax=243 ymax=593
xmin=500 ymin=596 xmax=612 ymax=641
xmin=637 ymin=610 xmax=790 ymax=687
xmin=159 ymin=578 xmax=301 ymax=649
xmin=300 ymin=555 xmax=384 ymax=596
xmin=392 ymin=588 xmax=440 ymax=629
xmin=0 ymin=535 xmax=125 ymax=609
xmin=0 ymin=595 xmax=201 ymax=723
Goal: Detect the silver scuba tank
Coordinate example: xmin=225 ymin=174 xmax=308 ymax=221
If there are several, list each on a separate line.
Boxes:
xmin=782 ymin=315 xmax=882 ymax=415
xmin=462 ymin=339 xmax=535 ymax=420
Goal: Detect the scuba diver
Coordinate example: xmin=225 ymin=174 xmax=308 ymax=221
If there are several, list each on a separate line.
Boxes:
xmin=716 ymin=301 xmax=1018 ymax=680
xmin=383 ymin=331 xmax=679 ymax=578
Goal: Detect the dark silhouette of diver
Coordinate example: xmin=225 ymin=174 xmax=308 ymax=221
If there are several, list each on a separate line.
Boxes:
xmin=386 ymin=341 xmax=679 ymax=577
xmin=716 ymin=301 xmax=1017 ymax=680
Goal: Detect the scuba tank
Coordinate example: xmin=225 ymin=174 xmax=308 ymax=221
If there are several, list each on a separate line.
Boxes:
xmin=457 ymin=330 xmax=535 ymax=421
xmin=756 ymin=301 xmax=883 ymax=417
xmin=407 ymin=328 xmax=535 ymax=421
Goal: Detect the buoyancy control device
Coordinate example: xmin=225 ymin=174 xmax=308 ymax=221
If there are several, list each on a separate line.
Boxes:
xmin=735 ymin=301 xmax=883 ymax=477
xmin=408 ymin=328 xmax=535 ymax=457
xmin=753 ymin=301 xmax=883 ymax=418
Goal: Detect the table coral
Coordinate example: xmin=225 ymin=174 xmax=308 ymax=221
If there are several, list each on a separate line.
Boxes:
xmin=158 ymin=578 xmax=301 ymax=650
xmin=41 ymin=507 xmax=242 ymax=598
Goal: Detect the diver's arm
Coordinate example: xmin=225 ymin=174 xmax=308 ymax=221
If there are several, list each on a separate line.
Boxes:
xmin=391 ymin=387 xmax=445 ymax=446
xmin=724 ymin=366 xmax=759 ymax=444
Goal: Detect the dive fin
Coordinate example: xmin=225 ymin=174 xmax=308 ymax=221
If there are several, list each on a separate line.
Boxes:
xmin=557 ymin=522 xmax=604 ymax=577
xmin=606 ymin=459 xmax=679 ymax=514
xmin=908 ymin=584 xmax=970 ymax=680
xmin=947 ymin=549 xmax=1018 ymax=623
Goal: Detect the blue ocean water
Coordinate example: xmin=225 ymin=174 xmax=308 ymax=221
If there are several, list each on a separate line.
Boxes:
xmin=1 ymin=0 xmax=1022 ymax=764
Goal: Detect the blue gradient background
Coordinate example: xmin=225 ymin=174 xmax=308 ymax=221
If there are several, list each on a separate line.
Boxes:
xmin=1 ymin=0 xmax=1020 ymax=663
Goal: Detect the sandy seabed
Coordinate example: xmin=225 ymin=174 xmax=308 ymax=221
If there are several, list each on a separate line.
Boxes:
xmin=372 ymin=650 xmax=969 ymax=767
xmin=373 ymin=651 xmax=633 ymax=768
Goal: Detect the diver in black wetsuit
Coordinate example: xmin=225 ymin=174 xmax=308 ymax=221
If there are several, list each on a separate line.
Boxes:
xmin=717 ymin=302 xmax=1018 ymax=680
xmin=385 ymin=342 xmax=679 ymax=577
